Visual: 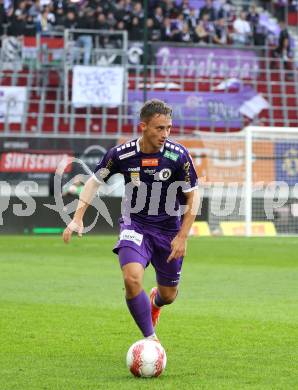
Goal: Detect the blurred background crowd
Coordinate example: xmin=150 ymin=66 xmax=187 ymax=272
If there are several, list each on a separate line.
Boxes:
xmin=0 ymin=0 xmax=297 ymax=72
xmin=0 ymin=0 xmax=297 ymax=46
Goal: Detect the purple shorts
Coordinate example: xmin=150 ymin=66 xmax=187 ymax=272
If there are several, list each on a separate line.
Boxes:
xmin=113 ymin=220 xmax=183 ymax=287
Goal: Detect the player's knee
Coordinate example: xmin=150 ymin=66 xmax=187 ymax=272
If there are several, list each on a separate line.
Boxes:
xmin=160 ymin=291 xmax=178 ymax=305
xmin=123 ymin=273 xmax=142 ymax=296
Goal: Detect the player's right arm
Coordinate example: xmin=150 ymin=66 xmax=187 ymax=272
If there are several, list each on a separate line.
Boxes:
xmin=62 ymin=146 xmax=120 ymax=244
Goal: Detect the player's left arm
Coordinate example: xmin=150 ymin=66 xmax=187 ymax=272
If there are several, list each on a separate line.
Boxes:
xmin=167 ymin=188 xmax=200 ymax=262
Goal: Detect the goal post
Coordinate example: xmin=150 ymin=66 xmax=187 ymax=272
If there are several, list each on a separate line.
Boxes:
xmin=245 ymin=126 xmax=253 ymax=237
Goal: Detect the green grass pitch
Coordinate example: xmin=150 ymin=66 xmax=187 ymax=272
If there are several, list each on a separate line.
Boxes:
xmin=0 ymin=236 xmax=297 ymax=389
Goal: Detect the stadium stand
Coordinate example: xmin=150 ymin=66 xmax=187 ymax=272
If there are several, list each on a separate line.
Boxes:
xmin=0 ymin=0 xmax=297 ymax=135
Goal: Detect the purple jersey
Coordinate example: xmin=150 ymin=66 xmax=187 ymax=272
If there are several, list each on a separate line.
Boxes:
xmin=94 ymin=138 xmax=198 ymax=232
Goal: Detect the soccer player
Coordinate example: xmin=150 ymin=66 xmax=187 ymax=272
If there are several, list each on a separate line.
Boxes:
xmin=63 ymin=99 xmax=199 ymax=340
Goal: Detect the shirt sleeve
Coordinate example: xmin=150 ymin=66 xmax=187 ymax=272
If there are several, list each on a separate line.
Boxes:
xmin=176 ymin=150 xmax=199 ymax=193
xmin=93 ymin=147 xmax=120 ymax=183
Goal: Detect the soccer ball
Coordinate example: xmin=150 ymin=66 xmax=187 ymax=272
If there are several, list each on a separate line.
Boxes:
xmin=126 ymin=339 xmax=167 ymax=378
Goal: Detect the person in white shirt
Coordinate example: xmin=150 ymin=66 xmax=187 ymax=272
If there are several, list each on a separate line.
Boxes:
xmin=233 ymin=11 xmax=252 ymax=45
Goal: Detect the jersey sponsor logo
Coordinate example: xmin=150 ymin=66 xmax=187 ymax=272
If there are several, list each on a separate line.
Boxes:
xmin=130 ymin=172 xmax=140 ymax=186
xmin=119 ymin=150 xmax=136 ymax=160
xmin=158 ymin=168 xmax=172 ymax=181
xmin=184 ymin=161 xmax=191 ymax=183
xmin=100 ymin=158 xmax=114 ymax=174
xmin=120 ymin=229 xmax=143 ymax=246
xmin=141 ymin=158 xmax=159 ymax=167
xmin=98 ymin=167 xmax=110 ymax=179
xmin=144 ymin=168 xmax=156 ymax=175
xmin=128 ymin=167 xmax=140 ymax=172
xmin=164 ymin=150 xmax=179 ymax=162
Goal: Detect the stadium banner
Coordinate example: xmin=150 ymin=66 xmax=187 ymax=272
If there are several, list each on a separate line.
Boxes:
xmin=0 ymin=152 xmax=72 ymax=173
xmin=275 ymin=142 xmax=298 ymax=186
xmin=153 ymin=44 xmax=260 ymax=79
xmin=72 ymin=66 xmax=124 ymax=107
xmin=128 ymin=89 xmax=257 ymax=128
xmin=0 ymin=137 xmax=116 ymax=183
xmin=220 ymin=222 xmax=277 ymax=236
xmin=0 ymin=87 xmax=27 ymax=123
xmin=179 ymin=138 xmax=275 ymax=184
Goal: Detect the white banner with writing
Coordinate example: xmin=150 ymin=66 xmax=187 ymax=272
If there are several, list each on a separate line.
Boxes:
xmin=0 ymin=86 xmax=27 ymax=123
xmin=72 ymin=66 xmax=124 ymax=107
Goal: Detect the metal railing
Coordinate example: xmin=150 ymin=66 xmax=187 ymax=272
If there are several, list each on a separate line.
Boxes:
xmin=0 ymin=41 xmax=297 ymax=136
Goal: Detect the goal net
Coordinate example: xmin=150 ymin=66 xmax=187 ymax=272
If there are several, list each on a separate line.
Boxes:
xmin=190 ymin=127 xmax=298 ymax=236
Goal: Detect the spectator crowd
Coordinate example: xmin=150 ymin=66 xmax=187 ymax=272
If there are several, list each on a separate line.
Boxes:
xmin=0 ymin=0 xmax=295 ymax=45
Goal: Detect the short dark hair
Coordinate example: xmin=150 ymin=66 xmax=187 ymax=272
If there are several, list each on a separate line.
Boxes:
xmin=140 ymin=99 xmax=172 ymax=122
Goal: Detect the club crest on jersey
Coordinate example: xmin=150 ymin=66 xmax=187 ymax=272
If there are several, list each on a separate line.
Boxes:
xmin=158 ymin=168 xmax=172 ymax=181
xmin=141 ymin=158 xmax=159 ymax=167
xmin=130 ymin=172 xmax=141 ymax=186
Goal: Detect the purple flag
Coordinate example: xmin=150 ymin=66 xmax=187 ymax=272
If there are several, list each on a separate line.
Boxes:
xmin=128 ymin=88 xmax=257 ymax=128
